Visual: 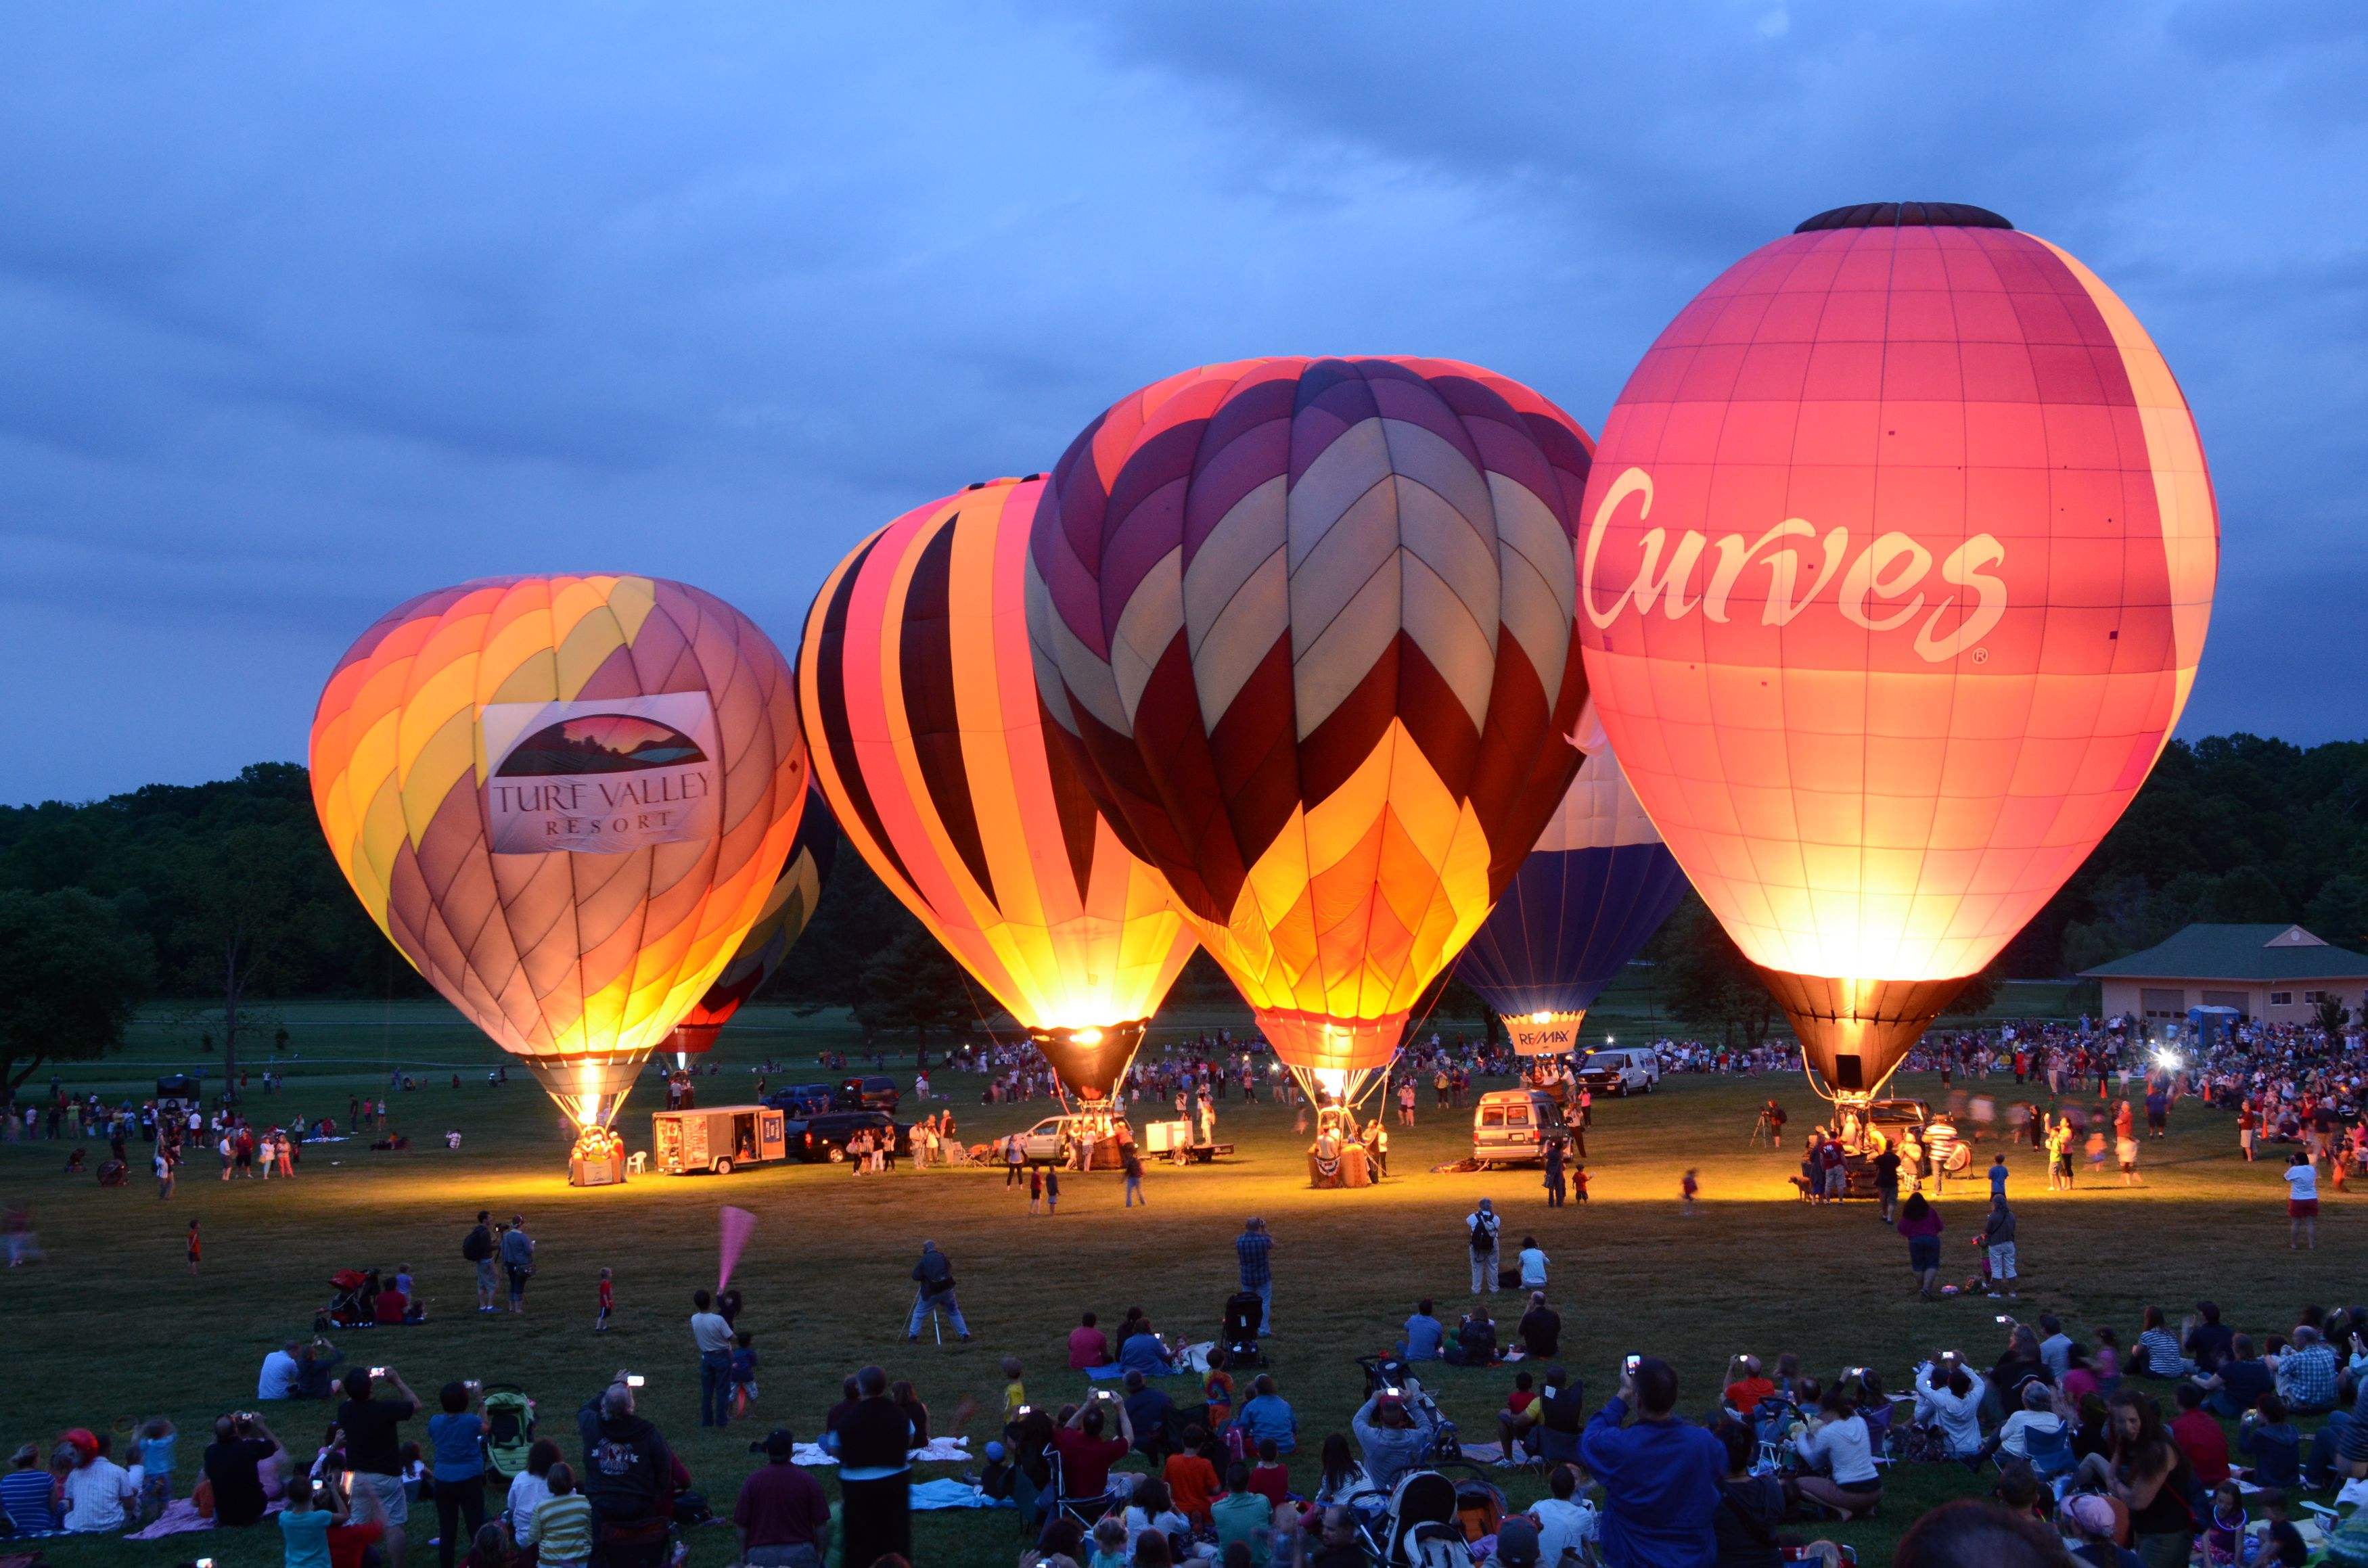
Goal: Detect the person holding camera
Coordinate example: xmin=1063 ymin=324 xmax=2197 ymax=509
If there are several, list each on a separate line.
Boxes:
xmin=203 ymin=1409 xmax=288 ymax=1529
xmin=1577 ymin=1356 xmax=1723 ymax=1568
xmin=905 ymin=1241 xmax=972 ymax=1343
xmin=338 ymin=1365 xmax=421 ymax=1567
xmin=574 ymin=1372 xmax=677 ymax=1568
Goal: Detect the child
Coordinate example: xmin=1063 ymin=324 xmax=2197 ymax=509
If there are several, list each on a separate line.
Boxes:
xmin=2239 ymin=1395 xmax=2301 ymax=1490
xmin=1201 ymin=1349 xmax=1235 ymax=1433
xmin=187 ymin=1218 xmax=202 ymax=1275
xmin=2202 ymin=1481 xmax=2247 ymax=1566
xmin=1088 ymin=1516 xmax=1131 ymax=1568
xmin=1572 ymin=1164 xmax=1589 ymax=1203
xmin=137 ymin=1417 xmax=177 ymax=1520
xmin=1681 ymin=1169 xmax=1700 ymax=1217
xmin=1497 ymin=1371 xmax=1539 ymax=1460
xmin=1045 ymin=1165 xmax=1061 ymax=1215
xmin=2117 ymin=1133 xmax=2142 ymax=1186
xmin=1247 ymin=1439 xmax=1289 ymax=1511
xmin=393 ymin=1264 xmax=414 ymax=1298
xmin=595 ymin=1268 xmax=614 ymax=1333
xmin=976 ymin=1440 xmax=1014 ymax=1502
xmin=532 ymin=1464 xmax=595 ymax=1568
xmin=1028 ymin=1166 xmax=1044 ymax=1216
xmin=729 ymin=1331 xmax=759 ymax=1419
xmin=2258 ymin=1488 xmax=2308 ymax=1567
xmin=1001 ymin=1356 xmax=1028 ymax=1423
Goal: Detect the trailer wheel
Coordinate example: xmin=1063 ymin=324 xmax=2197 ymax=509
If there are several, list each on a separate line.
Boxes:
xmin=712 ymin=1157 xmax=733 ymax=1176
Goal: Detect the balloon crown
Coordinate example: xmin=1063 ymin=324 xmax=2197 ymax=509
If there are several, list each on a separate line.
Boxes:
xmin=1794 ymin=201 xmax=2013 ymax=233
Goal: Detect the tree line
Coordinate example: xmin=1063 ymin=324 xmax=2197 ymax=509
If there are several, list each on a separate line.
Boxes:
xmin=3 ymin=734 xmax=2363 ymax=1096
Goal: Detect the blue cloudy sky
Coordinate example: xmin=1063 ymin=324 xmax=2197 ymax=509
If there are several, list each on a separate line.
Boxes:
xmin=3 ymin=3 xmax=2363 ymax=805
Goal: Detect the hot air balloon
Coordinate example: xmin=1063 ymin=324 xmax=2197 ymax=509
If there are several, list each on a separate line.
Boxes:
xmin=660 ymin=787 xmax=838 ymax=1068
xmin=1026 ymin=357 xmax=1595 ymax=1113
xmin=310 ymin=575 xmax=809 ymax=1175
xmin=1578 ymin=202 xmax=2216 ymax=1109
xmin=1457 ymin=703 xmax=1691 ymax=1057
xmin=798 ymin=477 xmax=1197 ymax=1105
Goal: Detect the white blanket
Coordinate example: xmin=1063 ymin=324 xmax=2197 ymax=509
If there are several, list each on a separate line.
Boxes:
xmin=791 ymin=1435 xmax=970 ymax=1468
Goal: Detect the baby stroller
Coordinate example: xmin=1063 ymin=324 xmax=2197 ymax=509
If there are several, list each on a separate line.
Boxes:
xmin=316 ymin=1268 xmax=373 ymax=1330
xmin=1221 ymin=1291 xmax=1266 ymax=1368
xmin=1372 ymin=1470 xmax=1472 ymax=1568
xmin=483 ymin=1384 xmax=537 ymax=1479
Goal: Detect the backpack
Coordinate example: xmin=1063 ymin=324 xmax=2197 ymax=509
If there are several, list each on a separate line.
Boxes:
xmin=1470 ymin=1216 xmax=1498 ymax=1256
xmin=462 ymin=1226 xmax=492 ymax=1263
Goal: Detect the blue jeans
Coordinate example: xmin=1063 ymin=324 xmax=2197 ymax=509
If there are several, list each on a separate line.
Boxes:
xmin=907 ymin=1289 xmax=969 ymax=1338
xmin=1247 ymin=1281 xmax=1271 ymax=1333
xmin=700 ymin=1349 xmax=731 ymax=1426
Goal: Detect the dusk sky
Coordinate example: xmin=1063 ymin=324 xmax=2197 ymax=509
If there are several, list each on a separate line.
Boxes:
xmin=5 ymin=3 xmax=2363 ymax=806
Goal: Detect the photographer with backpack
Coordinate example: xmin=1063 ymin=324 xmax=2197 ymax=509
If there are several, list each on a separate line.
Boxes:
xmin=1466 ymin=1199 xmax=1501 ymax=1295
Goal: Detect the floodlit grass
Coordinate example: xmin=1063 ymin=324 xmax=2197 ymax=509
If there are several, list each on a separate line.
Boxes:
xmin=1 ymin=999 xmax=2350 ymax=1568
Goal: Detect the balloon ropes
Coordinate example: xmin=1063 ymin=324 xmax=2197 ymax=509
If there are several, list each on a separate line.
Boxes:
xmin=309 ymin=575 xmax=810 ymax=1172
xmin=798 ymin=477 xmax=1197 ymax=1107
xmin=659 ymin=785 xmax=838 ymax=1067
xmin=1456 ymin=701 xmax=1690 ymax=1056
xmin=1578 ymin=202 xmax=2216 ymax=1107
xmin=1026 ymin=357 xmax=1595 ymax=1115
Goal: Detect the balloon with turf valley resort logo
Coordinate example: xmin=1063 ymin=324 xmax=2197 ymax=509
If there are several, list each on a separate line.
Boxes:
xmin=1576 ymin=202 xmax=2217 ymax=1106
xmin=1025 ymin=357 xmax=1595 ymax=1113
xmin=798 ymin=477 xmax=1198 ymax=1105
xmin=309 ymin=575 xmax=810 ymax=1176
xmin=659 ymin=785 xmax=838 ymax=1068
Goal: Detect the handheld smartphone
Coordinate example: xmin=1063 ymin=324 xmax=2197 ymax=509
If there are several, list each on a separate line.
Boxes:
xmin=1995 ymin=1314 xmax=2011 ymax=1324
xmin=369 ymin=1367 xmax=387 ymax=1379
xmin=1624 ymin=1354 xmax=1641 ymax=1374
xmin=626 ymin=1374 xmax=645 ymax=1388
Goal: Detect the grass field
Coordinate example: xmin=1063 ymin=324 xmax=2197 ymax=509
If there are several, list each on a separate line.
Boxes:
xmin=1 ymin=997 xmax=2348 ymax=1568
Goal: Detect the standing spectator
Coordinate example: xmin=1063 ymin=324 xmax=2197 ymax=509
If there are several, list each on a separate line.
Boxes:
xmin=1236 ymin=1218 xmax=1273 ymax=1334
xmin=836 ymin=1366 xmax=913 ymax=1568
xmin=1122 ymin=1145 xmax=1145 ymax=1209
xmin=463 ymin=1211 xmax=497 ymax=1314
xmin=427 ymin=1382 xmax=490 ymax=1568
xmin=733 ymin=1428 xmax=832 ymax=1568
xmin=1896 ymin=1193 xmax=1945 ymax=1299
xmin=499 ymin=1216 xmax=535 ymax=1313
xmin=60 ymin=1434 xmax=137 ymax=1534
xmin=1543 ymin=1139 xmax=1566 ymax=1209
xmin=2285 ymin=1152 xmax=2319 ymax=1249
xmin=572 ymin=1375 xmax=675 ymax=1568
xmin=1467 ymin=1199 xmax=1502 ymax=1295
xmin=691 ymin=1290 xmax=735 ymax=1427
xmin=338 ymin=1368 xmax=419 ymax=1564
xmin=905 ymin=1241 xmax=972 ymax=1343
xmin=1982 ymin=1195 xmax=2018 ymax=1298
xmin=1578 ymin=1357 xmax=1723 ymax=1568
xmin=280 ymin=1475 xmax=348 ymax=1568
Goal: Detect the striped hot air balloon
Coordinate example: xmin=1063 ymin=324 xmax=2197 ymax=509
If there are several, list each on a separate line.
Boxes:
xmin=660 ymin=786 xmax=838 ymax=1067
xmin=1579 ymin=202 xmax=2216 ymax=1103
xmin=309 ymin=575 xmax=808 ymax=1153
xmin=1026 ymin=357 xmax=1594 ymax=1110
xmin=798 ymin=476 xmax=1196 ymax=1103
xmin=1456 ymin=703 xmax=1691 ymax=1055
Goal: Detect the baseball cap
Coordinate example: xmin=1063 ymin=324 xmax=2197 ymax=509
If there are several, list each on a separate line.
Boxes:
xmin=1495 ymin=1517 xmax=1541 ymax=1568
xmin=760 ymin=1428 xmax=796 ymax=1457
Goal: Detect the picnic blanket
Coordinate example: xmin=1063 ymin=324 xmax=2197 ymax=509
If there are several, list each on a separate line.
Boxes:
xmin=791 ymin=1436 xmax=971 ymax=1468
xmin=1086 ymin=1341 xmax=1216 ymax=1380
xmin=124 ymin=1497 xmax=286 ymax=1538
xmin=911 ymin=1479 xmax=1011 ymax=1511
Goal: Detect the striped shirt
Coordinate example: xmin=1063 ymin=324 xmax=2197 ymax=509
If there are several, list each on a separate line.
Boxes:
xmin=532 ymin=1494 xmax=595 ymax=1563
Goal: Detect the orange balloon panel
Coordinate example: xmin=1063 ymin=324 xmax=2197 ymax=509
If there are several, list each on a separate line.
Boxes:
xmin=1578 ymin=205 xmax=2216 ymax=983
xmin=310 ymin=576 xmax=810 ymax=1076
xmin=798 ymin=477 xmax=1196 ymax=1084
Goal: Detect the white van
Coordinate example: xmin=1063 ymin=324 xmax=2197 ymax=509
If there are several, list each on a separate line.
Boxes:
xmin=1472 ymin=1088 xmax=1566 ymax=1166
xmin=1574 ymin=1046 xmax=1660 ymax=1097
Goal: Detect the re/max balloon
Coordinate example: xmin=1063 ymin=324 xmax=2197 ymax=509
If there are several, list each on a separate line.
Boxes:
xmin=309 ymin=574 xmax=809 ymax=1143
xmin=1578 ymin=202 xmax=2216 ymax=1100
xmin=1026 ymin=356 xmax=1595 ymax=1108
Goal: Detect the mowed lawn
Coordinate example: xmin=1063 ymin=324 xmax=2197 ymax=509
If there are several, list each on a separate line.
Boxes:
xmin=1 ymin=999 xmax=2353 ymax=1568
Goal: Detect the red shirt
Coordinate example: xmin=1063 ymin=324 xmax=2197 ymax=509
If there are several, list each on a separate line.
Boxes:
xmin=1506 ymin=1390 xmax=1536 ymax=1415
xmin=329 ymin=1519 xmax=385 ymax=1568
xmin=1052 ymin=1428 xmax=1126 ymax=1498
xmin=2171 ymin=1408 xmax=2231 ymax=1487
xmin=1068 ymin=1326 xmax=1110 ymax=1370
xmin=1725 ymin=1377 xmax=1776 ymax=1412
xmin=599 ymin=1281 xmax=614 ymax=1308
xmin=1248 ymin=1462 xmax=1290 ymax=1511
xmin=374 ymin=1288 xmax=409 ymax=1324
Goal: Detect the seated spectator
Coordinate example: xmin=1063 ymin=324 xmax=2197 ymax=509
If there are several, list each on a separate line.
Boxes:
xmin=2238 ymin=1394 xmax=2302 ymax=1490
xmin=1246 ymin=1440 xmax=1290 ymax=1513
xmin=1208 ymin=1464 xmax=1272 ymax=1567
xmin=279 ymin=1475 xmax=348 ymax=1568
xmin=1068 ymin=1312 xmax=1110 ymax=1372
xmin=459 ymin=1522 xmax=509 ymax=1568
xmin=1308 ymin=1433 xmax=1379 ymax=1512
xmin=503 ymin=1438 xmax=562 ymax=1540
xmin=260 ymin=1339 xmax=309 ymax=1401
xmin=1120 ymin=1322 xmax=1177 ymax=1378
xmin=1162 ymin=1427 xmax=1220 ymax=1527
xmin=1976 ymin=1383 xmax=2072 ymax=1479
xmin=1053 ymin=1395 xmax=1132 ymax=1502
xmin=2133 ymin=1306 xmax=2190 ymax=1379
xmin=203 ymin=1411 xmax=287 ymax=1528
xmin=60 ymin=1433 xmax=137 ymax=1534
xmin=2057 ymin=1493 xmax=2145 ymax=1568
xmin=1516 ymin=1236 xmax=1549 ymax=1291
xmin=1526 ymin=1466 xmax=1593 ymax=1568
xmin=1578 ymin=1357 xmax=1723 ymax=1567
xmin=1497 ymin=1372 xmax=1541 ymax=1461
xmin=1518 ymin=1292 xmax=1560 ymax=1360
xmin=1 ymin=1442 xmax=60 ymax=1534
xmin=2275 ymin=1326 xmax=2339 ymax=1413
xmin=327 ymin=1477 xmax=388 ymax=1568
xmin=1122 ymin=1477 xmax=1193 ymax=1560
xmin=2195 ymin=1333 xmax=2272 ymax=1417
xmin=1532 ymin=1366 xmax=1585 ymax=1467
xmin=1402 ymin=1299 xmax=1445 ymax=1362
xmin=1349 ymin=1390 xmax=1436 ymax=1493
xmin=1723 ymin=1355 xmax=1775 ymax=1414
xmin=1715 ymin=1417 xmax=1840 ymax=1567
xmin=1024 ymin=1518 xmax=1087 ymax=1568
xmin=1449 ymin=1306 xmax=1499 ymax=1368
xmin=2167 ymin=1384 xmax=2231 ymax=1489
xmin=1913 ymin=1356 xmax=1988 ymax=1458
xmin=890 ymin=1380 xmax=930 ymax=1446
xmin=732 ymin=1427 xmax=832 ymax=1568
xmin=1233 ymin=1376 xmax=1296 ymax=1456
xmin=530 ymin=1464 xmax=594 ymax=1568
xmin=1122 ymin=1372 xmax=1175 ymax=1460
xmin=2037 ymin=1316 xmax=2073 ymax=1379
xmin=1792 ymin=1389 xmax=1882 ymax=1519
xmin=2185 ymin=1301 xmax=2235 ymax=1375
xmin=1988 ymin=1325 xmax=2052 ymax=1401
xmin=373 ymin=1278 xmax=414 ymax=1326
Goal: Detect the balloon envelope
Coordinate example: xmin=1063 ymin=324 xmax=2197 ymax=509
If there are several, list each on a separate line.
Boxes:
xmin=661 ymin=786 xmax=837 ymax=1061
xmin=1026 ymin=356 xmax=1594 ymax=1101
xmin=798 ymin=477 xmax=1196 ymax=1101
xmin=1456 ymin=707 xmax=1689 ymax=1053
xmin=1577 ymin=202 xmax=2216 ymax=1094
xmin=310 ymin=574 xmax=809 ymax=1131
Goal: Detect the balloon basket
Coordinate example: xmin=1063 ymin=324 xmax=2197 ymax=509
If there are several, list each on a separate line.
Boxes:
xmin=566 ymin=1126 xmax=628 ymax=1188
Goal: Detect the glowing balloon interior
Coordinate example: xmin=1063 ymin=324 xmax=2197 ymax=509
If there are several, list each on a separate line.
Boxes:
xmin=799 ymin=477 xmax=1197 ymax=1103
xmin=309 ymin=575 xmax=810 ymax=1150
xmin=1577 ymin=202 xmax=2216 ymax=1101
xmin=1026 ymin=356 xmax=1595 ymax=1111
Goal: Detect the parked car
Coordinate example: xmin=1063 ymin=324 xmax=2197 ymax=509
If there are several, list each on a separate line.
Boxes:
xmin=1472 ymin=1088 xmax=1567 ymax=1166
xmin=1574 ymin=1046 xmax=1660 ymax=1096
xmin=784 ymin=1109 xmax=911 ymax=1163
xmin=836 ymin=1076 xmax=901 ymax=1112
xmin=764 ymin=1083 xmax=836 ymax=1116
xmin=1008 ymin=1113 xmax=1130 ymax=1168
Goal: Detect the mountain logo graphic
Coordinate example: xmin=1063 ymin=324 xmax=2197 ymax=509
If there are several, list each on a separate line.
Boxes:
xmin=496 ymin=714 xmax=709 ymax=777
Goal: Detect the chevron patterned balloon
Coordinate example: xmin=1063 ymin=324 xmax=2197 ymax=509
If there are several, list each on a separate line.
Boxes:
xmin=1026 ymin=356 xmax=1595 ymax=1105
